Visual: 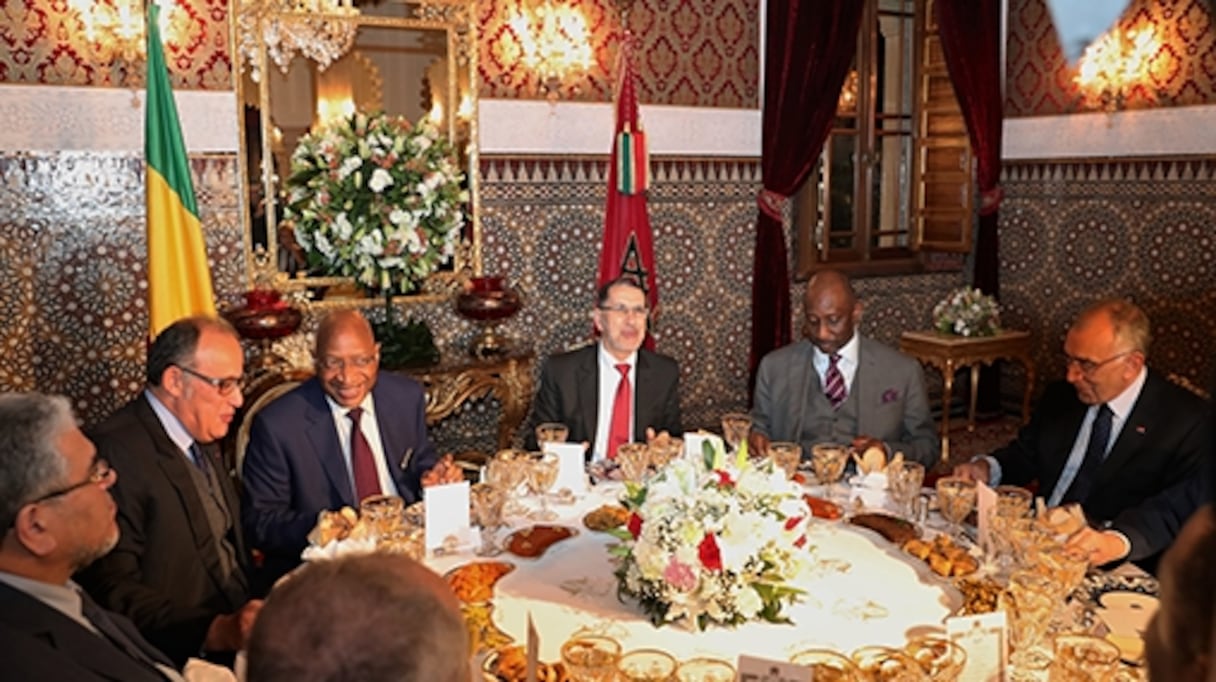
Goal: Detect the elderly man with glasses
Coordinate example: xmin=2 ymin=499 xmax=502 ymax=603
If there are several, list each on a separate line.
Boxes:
xmin=525 ymin=275 xmax=682 ymax=461
xmin=0 ymin=392 xmax=187 ymax=681
xmin=240 ymin=309 xmax=461 ymax=585
xmin=76 ymin=316 xmax=263 ymax=668
xmin=954 ymin=298 xmax=1212 ymax=573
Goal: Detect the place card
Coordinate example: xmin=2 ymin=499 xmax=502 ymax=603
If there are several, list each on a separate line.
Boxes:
xmin=976 ymin=480 xmax=997 ymax=551
xmin=737 ymin=654 xmax=813 ymax=682
xmin=947 ymin=611 xmax=1006 ymax=682
xmin=683 ymin=432 xmax=724 ymax=464
xmin=423 ymin=481 xmax=471 ymax=552
xmin=543 ymin=442 xmax=588 ymax=494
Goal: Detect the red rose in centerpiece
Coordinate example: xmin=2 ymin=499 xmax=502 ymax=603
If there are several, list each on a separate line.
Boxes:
xmin=698 ymin=533 xmax=722 ymax=571
xmin=627 ymin=512 xmax=643 ymax=539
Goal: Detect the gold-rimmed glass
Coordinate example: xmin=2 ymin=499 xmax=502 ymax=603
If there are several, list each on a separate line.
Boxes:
xmin=720 ymin=412 xmax=752 ymax=453
xmin=617 ymin=648 xmax=677 ymax=682
xmin=524 ymin=451 xmax=559 ymax=521
xmin=904 ymin=636 xmax=966 ymax=681
xmin=616 ymin=443 xmax=651 ymax=485
xmin=675 ymin=657 xmax=735 ymax=682
xmin=486 ymin=450 xmax=528 ymax=517
xmin=470 ymin=483 xmax=506 ymax=556
xmin=935 ymin=476 xmax=977 ymax=541
xmin=561 ymin=634 xmax=621 ymax=682
xmin=1049 ymin=634 xmax=1121 ymax=681
xmin=887 ymin=460 xmax=925 ymax=518
xmin=535 ymin=422 xmax=570 ymax=447
xmin=768 ymin=441 xmax=802 ymax=480
xmin=789 ymin=649 xmax=864 ymax=681
xmin=358 ymin=494 xmax=404 ymax=539
xmin=1003 ymin=570 xmax=1056 ymax=673
xmin=849 ymin=646 xmax=929 ymax=681
xmin=811 ymin=442 xmax=850 ymax=502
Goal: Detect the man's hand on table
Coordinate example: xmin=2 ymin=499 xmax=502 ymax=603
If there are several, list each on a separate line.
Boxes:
xmin=1067 ymin=527 xmax=1131 ymax=566
xmin=421 ymin=454 xmax=465 ymax=487
xmin=747 ymin=432 xmax=770 ymax=458
xmin=204 ymin=599 xmax=264 ymax=652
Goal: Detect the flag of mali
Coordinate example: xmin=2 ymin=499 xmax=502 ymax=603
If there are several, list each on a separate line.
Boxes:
xmin=145 ymin=2 xmax=215 ymax=338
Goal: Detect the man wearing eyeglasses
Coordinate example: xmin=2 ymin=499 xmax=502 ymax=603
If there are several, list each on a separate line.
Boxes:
xmin=953 ymin=299 xmax=1212 ymax=572
xmin=526 ymin=276 xmax=682 ymax=460
xmin=0 ymin=392 xmax=187 ymax=681
xmin=241 ymin=310 xmax=460 ymax=584
xmin=77 ymin=316 xmax=263 ymax=668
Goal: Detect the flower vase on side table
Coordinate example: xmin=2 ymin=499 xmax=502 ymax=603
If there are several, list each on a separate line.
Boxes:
xmin=456 ymin=276 xmax=522 ymax=359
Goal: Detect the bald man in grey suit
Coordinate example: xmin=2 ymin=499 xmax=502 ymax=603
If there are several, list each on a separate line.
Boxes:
xmin=749 ymin=271 xmax=939 ymax=468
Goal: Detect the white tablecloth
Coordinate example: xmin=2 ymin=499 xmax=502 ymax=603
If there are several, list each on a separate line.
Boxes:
xmin=428 ymin=482 xmax=960 ymax=663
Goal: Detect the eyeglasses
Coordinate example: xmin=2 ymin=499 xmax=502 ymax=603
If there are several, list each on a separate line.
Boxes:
xmin=175 ymin=364 xmax=243 ymax=396
xmin=598 ymin=304 xmax=649 ymax=318
xmin=1064 ymin=350 xmax=1133 ymax=376
xmin=27 ymin=456 xmax=114 ymax=505
xmin=316 ymin=355 xmax=378 ymax=372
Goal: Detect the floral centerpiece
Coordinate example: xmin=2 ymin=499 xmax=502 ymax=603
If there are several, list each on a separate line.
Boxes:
xmin=283 ymin=111 xmax=468 ymax=295
xmin=931 ymin=287 xmax=1002 ymax=337
xmin=612 ymin=444 xmax=814 ymax=629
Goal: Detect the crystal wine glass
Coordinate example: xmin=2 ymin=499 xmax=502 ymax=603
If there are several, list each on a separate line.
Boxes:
xmin=789 ymin=649 xmax=864 ymax=681
xmin=561 ymin=634 xmax=621 ymax=682
xmin=810 ymin=442 xmax=850 ymax=502
xmin=469 ymin=483 xmax=506 ymax=556
xmin=524 ymin=451 xmax=560 ymax=521
xmin=767 ymin=441 xmax=802 ymax=480
xmin=535 ymin=422 xmax=570 ymax=448
xmin=675 ymin=657 xmax=736 ymax=682
xmin=904 ymin=636 xmax=966 ymax=682
xmin=720 ymin=412 xmax=753 ymax=453
xmin=617 ymin=648 xmax=677 ymax=682
xmin=849 ymin=646 xmax=929 ymax=681
xmin=616 ymin=443 xmax=651 ymax=485
xmin=887 ymin=460 xmax=925 ymax=518
xmin=487 ymin=450 xmax=528 ymax=517
xmin=935 ymin=476 xmax=978 ymax=541
xmin=1003 ymin=570 xmax=1057 ymax=675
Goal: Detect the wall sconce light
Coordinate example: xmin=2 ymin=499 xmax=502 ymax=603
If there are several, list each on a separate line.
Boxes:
xmin=837 ymin=69 xmax=860 ymax=113
xmin=509 ymin=0 xmax=594 ymax=102
xmin=1074 ymin=24 xmax=1163 ymax=113
xmin=67 ymin=0 xmax=186 ymax=67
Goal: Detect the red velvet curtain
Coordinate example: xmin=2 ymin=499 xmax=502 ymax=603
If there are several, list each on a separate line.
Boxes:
xmin=936 ymin=0 xmax=1004 ymax=410
xmin=749 ymin=0 xmax=865 ymax=393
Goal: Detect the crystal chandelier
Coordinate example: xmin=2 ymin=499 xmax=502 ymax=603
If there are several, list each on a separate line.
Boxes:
xmin=237 ymin=0 xmax=361 ymax=82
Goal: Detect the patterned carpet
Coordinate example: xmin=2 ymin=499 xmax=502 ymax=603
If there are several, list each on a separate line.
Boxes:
xmin=937 ymin=415 xmax=1022 ymax=473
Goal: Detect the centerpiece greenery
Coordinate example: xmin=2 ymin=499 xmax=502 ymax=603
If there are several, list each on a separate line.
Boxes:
xmin=611 ymin=443 xmax=814 ymax=630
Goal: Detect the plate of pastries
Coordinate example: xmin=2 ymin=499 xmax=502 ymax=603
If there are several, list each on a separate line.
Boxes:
xmin=902 ymin=533 xmax=979 ymax=577
xmin=444 ymin=561 xmax=516 ymax=603
xmin=582 ymin=504 xmax=630 ymax=532
xmin=482 ymin=645 xmax=569 ymax=682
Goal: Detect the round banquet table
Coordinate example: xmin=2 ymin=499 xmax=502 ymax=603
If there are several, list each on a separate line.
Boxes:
xmin=425 ymin=480 xmax=962 ymax=665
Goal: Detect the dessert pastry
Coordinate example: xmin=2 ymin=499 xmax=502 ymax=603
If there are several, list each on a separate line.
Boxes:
xmin=582 ymin=504 xmax=630 ymax=532
xmin=849 ymin=512 xmax=920 ymax=545
xmin=802 ymin=494 xmax=843 ymax=520
xmin=504 ymin=525 xmax=577 ymax=558
xmin=903 ymin=534 xmax=978 ymax=577
xmin=444 ymin=561 xmax=515 ymax=603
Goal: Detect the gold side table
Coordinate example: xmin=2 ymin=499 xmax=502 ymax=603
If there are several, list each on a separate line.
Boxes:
xmin=899 ymin=330 xmax=1035 ymax=464
xmin=401 ymin=350 xmax=535 ymax=451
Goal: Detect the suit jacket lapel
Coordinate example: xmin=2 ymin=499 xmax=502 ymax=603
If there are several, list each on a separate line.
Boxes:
xmin=301 ymin=381 xmax=356 ymax=506
xmin=577 ymin=349 xmax=599 ymax=442
xmin=632 ymin=352 xmax=652 ymax=436
xmin=1041 ymin=399 xmax=1089 ymax=493
xmin=1097 ymin=376 xmax=1159 ymax=487
xmin=373 ymin=382 xmax=415 ymax=495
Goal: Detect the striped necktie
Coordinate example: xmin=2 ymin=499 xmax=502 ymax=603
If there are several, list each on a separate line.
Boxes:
xmin=824 ymin=353 xmax=847 ymax=408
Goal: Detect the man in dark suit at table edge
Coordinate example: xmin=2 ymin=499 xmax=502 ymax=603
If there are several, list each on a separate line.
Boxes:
xmin=526 ymin=275 xmax=682 ymax=460
xmin=0 ymin=392 xmax=182 ymax=681
xmin=954 ymin=298 xmax=1212 ymax=572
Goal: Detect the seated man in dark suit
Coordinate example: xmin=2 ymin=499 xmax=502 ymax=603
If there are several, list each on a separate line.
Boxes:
xmin=0 ymin=392 xmax=180 ymax=681
xmin=242 ymin=310 xmax=462 ymax=584
xmin=527 ymin=276 xmax=682 ymax=461
xmin=749 ymin=270 xmax=939 ymax=467
xmin=954 ymin=299 xmax=1212 ymax=571
xmin=246 ymin=553 xmax=469 ymax=682
xmin=77 ymin=316 xmax=262 ymax=667
xmin=1144 ymin=502 xmax=1214 ymax=681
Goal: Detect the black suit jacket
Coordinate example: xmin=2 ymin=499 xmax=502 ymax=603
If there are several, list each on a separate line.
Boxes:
xmin=77 ymin=393 xmax=254 ymax=667
xmin=992 ymin=370 xmax=1212 ymax=566
xmin=0 ymin=581 xmax=171 ymax=682
xmin=526 ymin=344 xmax=682 ymax=453
xmin=241 ymin=374 xmax=438 ymax=583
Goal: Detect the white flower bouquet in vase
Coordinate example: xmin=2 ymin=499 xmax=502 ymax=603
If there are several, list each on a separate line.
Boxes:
xmin=931 ymin=286 xmax=1002 ymax=337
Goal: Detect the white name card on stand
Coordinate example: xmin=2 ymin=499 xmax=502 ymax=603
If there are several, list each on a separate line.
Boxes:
xmin=976 ymin=480 xmax=997 ymax=551
xmin=947 ymin=611 xmax=1007 ymax=682
xmin=683 ymin=433 xmax=724 ymax=463
xmin=543 ymin=442 xmax=587 ymax=493
xmin=424 ymin=481 xmax=471 ymax=552
xmin=737 ymin=654 xmax=812 ymax=682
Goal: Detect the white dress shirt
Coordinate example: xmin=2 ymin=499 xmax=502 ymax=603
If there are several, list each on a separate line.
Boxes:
xmin=811 ymin=333 xmax=861 ymax=395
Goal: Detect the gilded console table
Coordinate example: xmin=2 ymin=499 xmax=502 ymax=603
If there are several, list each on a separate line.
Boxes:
xmin=899 ymin=330 xmax=1035 ymax=464
xmin=401 ymin=351 xmax=534 ymax=451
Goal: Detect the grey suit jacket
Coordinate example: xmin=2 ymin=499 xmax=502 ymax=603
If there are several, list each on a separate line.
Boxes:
xmin=527 ymin=343 xmax=682 ymax=454
xmin=751 ymin=337 xmax=939 ymax=467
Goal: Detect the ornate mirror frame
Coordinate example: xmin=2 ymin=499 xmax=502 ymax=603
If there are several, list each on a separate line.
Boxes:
xmin=231 ymin=0 xmax=481 ymax=306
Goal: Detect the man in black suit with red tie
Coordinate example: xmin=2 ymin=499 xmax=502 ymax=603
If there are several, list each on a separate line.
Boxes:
xmin=954 ymin=299 xmax=1212 ymax=572
xmin=0 ymin=392 xmax=180 ymax=681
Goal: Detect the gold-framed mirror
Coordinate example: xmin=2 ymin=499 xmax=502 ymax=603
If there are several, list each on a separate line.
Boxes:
xmin=233 ymin=0 xmax=480 ymax=305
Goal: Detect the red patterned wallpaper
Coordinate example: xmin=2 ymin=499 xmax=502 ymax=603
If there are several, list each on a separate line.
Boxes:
xmin=476 ymin=0 xmax=760 ymax=107
xmin=0 ymin=0 xmax=232 ymax=89
xmin=1007 ymin=0 xmax=1216 ymax=116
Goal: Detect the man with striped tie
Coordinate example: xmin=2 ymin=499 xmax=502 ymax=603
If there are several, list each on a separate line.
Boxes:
xmin=750 ymin=270 xmax=939 ymax=468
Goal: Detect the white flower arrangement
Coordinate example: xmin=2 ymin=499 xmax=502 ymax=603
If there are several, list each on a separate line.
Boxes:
xmin=612 ymin=444 xmax=814 ymax=629
xmin=932 ymin=287 xmax=1002 ymax=337
xmin=283 ymin=111 xmax=468 ymax=294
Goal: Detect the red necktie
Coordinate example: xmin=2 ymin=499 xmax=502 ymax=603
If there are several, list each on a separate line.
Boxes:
xmin=824 ymin=353 xmax=847 ymax=409
xmin=347 ymin=407 xmax=382 ymax=502
xmin=607 ymin=363 xmax=632 ymax=459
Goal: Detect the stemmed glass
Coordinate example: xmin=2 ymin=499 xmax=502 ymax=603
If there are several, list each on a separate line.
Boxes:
xmin=486 ymin=450 xmax=528 ymax=518
xmin=524 ymin=452 xmax=560 ymax=521
xmin=470 ymin=483 xmax=506 ymax=556
xmin=887 ymin=460 xmax=925 ymax=518
xmin=849 ymin=646 xmax=929 ymax=681
xmin=617 ymin=648 xmax=677 ymax=682
xmin=720 ymin=412 xmax=753 ymax=454
xmin=789 ymin=649 xmax=864 ymax=681
xmin=768 ymin=441 xmax=802 ymax=480
xmin=904 ymin=636 xmax=966 ymax=681
xmin=616 ymin=443 xmax=651 ymax=485
xmin=1049 ymin=634 xmax=1122 ymax=681
xmin=811 ymin=442 xmax=850 ymax=502
xmin=1003 ymin=570 xmax=1057 ymax=676
xmin=935 ymin=476 xmax=978 ymax=541
xmin=675 ymin=658 xmax=736 ymax=682
xmin=561 ymin=634 xmax=621 ymax=682
xmin=535 ymin=422 xmax=570 ymax=448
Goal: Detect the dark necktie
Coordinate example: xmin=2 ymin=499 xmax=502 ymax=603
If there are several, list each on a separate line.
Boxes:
xmin=347 ymin=407 xmax=382 ymax=502
xmin=607 ymin=363 xmax=632 ymax=459
xmin=79 ymin=590 xmax=167 ymax=672
xmin=188 ymin=442 xmax=210 ymax=476
xmin=824 ymin=353 xmax=847 ymax=408
xmin=1062 ymin=403 xmax=1113 ymax=504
